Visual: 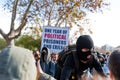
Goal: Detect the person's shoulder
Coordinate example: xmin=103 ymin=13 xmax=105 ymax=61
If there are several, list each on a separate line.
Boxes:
xmin=64 ymin=53 xmax=75 ymax=66
xmin=92 ymin=53 xmax=98 ymax=59
xmin=66 ymin=53 xmax=74 ymax=60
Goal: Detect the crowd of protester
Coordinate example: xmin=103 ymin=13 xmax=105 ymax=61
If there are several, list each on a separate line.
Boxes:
xmin=32 ymin=35 xmax=109 ymax=80
xmin=0 ymin=34 xmax=119 ymax=80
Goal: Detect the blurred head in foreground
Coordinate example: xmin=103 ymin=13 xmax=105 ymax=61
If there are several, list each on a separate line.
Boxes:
xmin=109 ymin=48 xmax=120 ymax=80
xmin=0 ymin=45 xmax=37 ymax=80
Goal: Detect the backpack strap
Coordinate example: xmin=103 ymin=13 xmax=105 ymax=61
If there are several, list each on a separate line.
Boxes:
xmin=72 ymin=51 xmax=79 ymax=70
xmin=72 ymin=51 xmax=80 ymax=79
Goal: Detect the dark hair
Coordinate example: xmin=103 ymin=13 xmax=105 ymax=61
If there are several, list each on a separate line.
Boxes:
xmin=108 ymin=49 xmax=120 ymax=80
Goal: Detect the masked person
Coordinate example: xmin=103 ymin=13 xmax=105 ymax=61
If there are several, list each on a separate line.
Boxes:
xmin=40 ymin=47 xmax=51 ymax=75
xmin=60 ymin=35 xmax=107 ymax=80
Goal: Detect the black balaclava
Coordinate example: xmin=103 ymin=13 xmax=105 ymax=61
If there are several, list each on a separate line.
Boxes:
xmin=76 ymin=35 xmax=94 ymax=61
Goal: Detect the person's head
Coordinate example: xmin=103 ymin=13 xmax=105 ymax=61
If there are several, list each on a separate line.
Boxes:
xmin=42 ymin=47 xmax=48 ymax=52
xmin=33 ymin=50 xmax=40 ymax=60
xmin=0 ymin=45 xmax=37 ymax=80
xmin=41 ymin=47 xmax=48 ymax=59
xmin=108 ymin=48 xmax=120 ymax=80
xmin=51 ymin=53 xmax=58 ymax=61
xmin=76 ymin=35 xmax=94 ymax=62
xmin=41 ymin=46 xmax=51 ymax=62
xmin=106 ymin=51 xmax=110 ymax=57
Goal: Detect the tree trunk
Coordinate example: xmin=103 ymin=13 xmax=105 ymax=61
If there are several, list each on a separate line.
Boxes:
xmin=0 ymin=28 xmax=16 ymax=46
xmin=6 ymin=39 xmax=15 ymax=46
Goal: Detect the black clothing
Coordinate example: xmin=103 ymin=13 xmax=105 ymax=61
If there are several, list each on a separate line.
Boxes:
xmin=60 ymin=35 xmax=106 ymax=80
xmin=76 ymin=35 xmax=94 ymax=61
xmin=60 ymin=53 xmax=105 ymax=80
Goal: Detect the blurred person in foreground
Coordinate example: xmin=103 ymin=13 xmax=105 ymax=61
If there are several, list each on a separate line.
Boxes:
xmin=0 ymin=45 xmax=36 ymax=80
xmin=108 ymin=48 xmax=120 ymax=80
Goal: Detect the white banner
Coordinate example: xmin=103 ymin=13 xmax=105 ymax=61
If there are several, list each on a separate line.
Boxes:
xmin=41 ymin=26 xmax=69 ymax=54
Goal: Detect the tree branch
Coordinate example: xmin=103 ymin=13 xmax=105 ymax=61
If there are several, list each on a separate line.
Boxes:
xmin=47 ymin=4 xmax=54 ymax=26
xmin=55 ymin=4 xmax=74 ymax=27
xmin=15 ymin=0 xmax=34 ymax=38
xmin=0 ymin=28 xmax=8 ymax=40
xmin=8 ymin=0 xmax=18 ymax=35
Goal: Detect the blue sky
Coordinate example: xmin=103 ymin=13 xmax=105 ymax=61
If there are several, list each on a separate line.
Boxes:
xmin=0 ymin=0 xmax=120 ymax=47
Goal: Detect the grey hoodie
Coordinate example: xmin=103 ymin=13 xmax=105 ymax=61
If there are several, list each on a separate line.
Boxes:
xmin=0 ymin=45 xmax=37 ymax=80
xmin=40 ymin=47 xmax=51 ymax=74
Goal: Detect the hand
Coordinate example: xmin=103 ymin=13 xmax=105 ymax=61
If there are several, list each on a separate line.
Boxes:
xmin=36 ymin=59 xmax=44 ymax=74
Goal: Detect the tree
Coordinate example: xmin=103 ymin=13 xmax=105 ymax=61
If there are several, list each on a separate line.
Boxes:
xmin=0 ymin=0 xmax=34 ymax=45
xmin=0 ymin=0 xmax=109 ymax=45
xmin=0 ymin=38 xmax=7 ymax=50
xmin=15 ymin=35 xmax=41 ymax=50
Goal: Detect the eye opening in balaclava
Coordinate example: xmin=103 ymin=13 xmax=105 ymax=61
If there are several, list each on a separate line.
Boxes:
xmin=76 ymin=35 xmax=94 ymax=61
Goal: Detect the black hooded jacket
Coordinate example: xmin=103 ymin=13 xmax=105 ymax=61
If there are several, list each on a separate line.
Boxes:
xmin=60 ymin=35 xmax=106 ymax=80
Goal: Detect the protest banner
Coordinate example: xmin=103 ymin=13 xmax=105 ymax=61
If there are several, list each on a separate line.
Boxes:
xmin=41 ymin=26 xmax=69 ymax=53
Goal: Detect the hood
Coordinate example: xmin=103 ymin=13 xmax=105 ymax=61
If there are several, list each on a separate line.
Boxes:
xmin=0 ymin=45 xmax=37 ymax=80
xmin=40 ymin=47 xmax=51 ymax=63
xmin=76 ymin=35 xmax=94 ymax=61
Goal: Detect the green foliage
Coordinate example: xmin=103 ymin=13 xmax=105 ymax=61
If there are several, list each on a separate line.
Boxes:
xmin=0 ymin=38 xmax=7 ymax=50
xmin=23 ymin=26 xmax=42 ymax=40
xmin=15 ymin=35 xmax=41 ymax=51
